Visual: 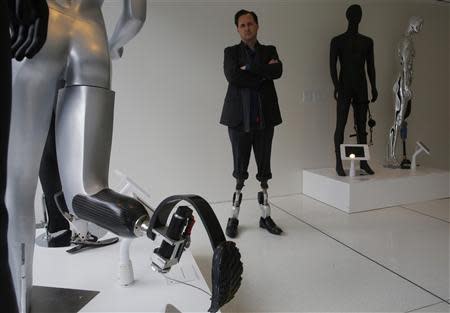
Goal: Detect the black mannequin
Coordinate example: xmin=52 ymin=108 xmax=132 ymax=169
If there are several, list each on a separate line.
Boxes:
xmin=1 ymin=0 xmax=48 ymax=311
xmin=39 ymin=110 xmax=71 ymax=236
xmin=330 ymin=4 xmax=377 ymax=176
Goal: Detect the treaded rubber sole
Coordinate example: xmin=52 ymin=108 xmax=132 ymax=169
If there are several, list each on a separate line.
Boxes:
xmin=209 ymin=241 xmax=243 ymax=312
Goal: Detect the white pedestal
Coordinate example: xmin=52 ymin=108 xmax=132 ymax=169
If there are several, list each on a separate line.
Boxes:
xmin=302 ymin=166 xmax=450 ymax=213
xmin=34 ymin=231 xmax=214 ymax=312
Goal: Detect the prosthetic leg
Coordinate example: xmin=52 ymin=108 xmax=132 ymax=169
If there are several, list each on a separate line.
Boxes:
xmin=354 ymin=102 xmax=374 ymax=175
xmin=226 ymin=187 xmax=242 ymax=238
xmin=258 ymin=185 xmax=282 ymax=235
xmin=54 ymin=85 xmax=242 ymax=312
xmin=387 ymin=77 xmax=411 ymax=168
xmin=399 ymin=121 xmax=411 ymax=169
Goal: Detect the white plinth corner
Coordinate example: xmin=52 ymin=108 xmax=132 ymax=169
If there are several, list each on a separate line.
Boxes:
xmin=302 ymin=165 xmax=450 ymax=213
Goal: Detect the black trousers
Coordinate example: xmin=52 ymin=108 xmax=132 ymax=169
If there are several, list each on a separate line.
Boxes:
xmin=228 ymin=127 xmax=274 ymax=183
xmin=39 ymin=111 xmax=70 ymax=233
xmin=334 ymin=94 xmax=368 ymax=154
xmin=0 ymin=0 xmax=19 ymax=311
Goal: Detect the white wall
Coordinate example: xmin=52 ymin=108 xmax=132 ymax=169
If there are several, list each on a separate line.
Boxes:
xmin=100 ymin=0 xmax=449 ymax=205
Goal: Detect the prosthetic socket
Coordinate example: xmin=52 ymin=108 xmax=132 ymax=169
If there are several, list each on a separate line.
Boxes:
xmin=230 ymin=189 xmax=271 ymax=219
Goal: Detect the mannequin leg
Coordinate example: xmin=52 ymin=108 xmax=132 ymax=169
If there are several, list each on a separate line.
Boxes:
xmin=39 ymin=110 xmax=71 ymax=234
xmin=6 ymin=61 xmax=60 ymax=313
xmin=334 ymin=97 xmax=351 ymax=176
xmin=354 ymin=102 xmax=374 ymax=175
xmin=388 ymin=77 xmax=408 ymax=165
xmin=0 ymin=1 xmax=18 ymax=310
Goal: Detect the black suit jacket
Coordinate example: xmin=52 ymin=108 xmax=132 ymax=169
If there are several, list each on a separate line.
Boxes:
xmin=220 ymin=41 xmax=283 ymax=128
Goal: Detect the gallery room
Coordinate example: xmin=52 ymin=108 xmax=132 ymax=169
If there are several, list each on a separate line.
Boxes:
xmin=0 ymin=0 xmax=449 ymax=312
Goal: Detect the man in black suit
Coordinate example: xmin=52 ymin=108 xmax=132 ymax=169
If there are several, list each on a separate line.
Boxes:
xmin=330 ymin=4 xmax=377 ymax=176
xmin=220 ymin=9 xmax=283 ymax=238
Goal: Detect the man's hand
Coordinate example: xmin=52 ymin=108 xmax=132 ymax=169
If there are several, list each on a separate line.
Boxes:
xmin=268 ymin=59 xmax=278 ymax=64
xmin=240 ymin=65 xmax=246 ymax=70
xmin=371 ymin=88 xmax=378 ymax=102
xmin=9 ymin=0 xmax=49 ymax=61
xmin=334 ymin=88 xmax=339 ymax=101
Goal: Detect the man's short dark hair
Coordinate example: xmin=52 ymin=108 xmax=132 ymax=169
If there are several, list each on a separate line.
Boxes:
xmin=234 ymin=9 xmax=258 ymax=27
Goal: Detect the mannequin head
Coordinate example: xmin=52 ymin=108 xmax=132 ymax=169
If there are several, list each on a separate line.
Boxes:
xmin=346 ymin=4 xmax=362 ymax=25
xmin=408 ymin=16 xmax=424 ymax=34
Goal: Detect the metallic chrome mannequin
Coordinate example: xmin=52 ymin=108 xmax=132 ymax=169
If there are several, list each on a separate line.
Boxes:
xmin=7 ymin=2 xmax=242 ymax=312
xmin=6 ymin=1 xmax=146 ymax=311
xmin=386 ymin=16 xmax=423 ymax=166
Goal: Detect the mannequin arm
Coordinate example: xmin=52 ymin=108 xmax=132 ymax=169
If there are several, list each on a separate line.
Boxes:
xmin=8 ymin=0 xmax=49 ymax=61
xmin=109 ymin=0 xmax=147 ymax=60
xmin=329 ymin=38 xmax=339 ymax=99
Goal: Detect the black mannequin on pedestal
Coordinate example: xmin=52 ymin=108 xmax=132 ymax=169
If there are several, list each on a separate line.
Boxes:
xmin=330 ymin=4 xmax=378 ymax=176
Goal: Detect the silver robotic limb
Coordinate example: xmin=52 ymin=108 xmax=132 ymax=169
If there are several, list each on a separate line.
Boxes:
xmin=257 ymin=188 xmax=283 ymax=235
xmin=257 ymin=189 xmax=271 ymax=218
xmin=231 ymin=190 xmax=242 ymax=219
xmin=386 ymin=16 xmax=423 ymax=167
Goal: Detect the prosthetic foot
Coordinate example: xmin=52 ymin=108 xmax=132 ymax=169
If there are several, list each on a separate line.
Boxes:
xmin=226 ymin=190 xmax=242 ymax=238
xmin=147 ymin=195 xmax=243 ymax=312
xmin=53 ymin=191 xmax=118 ymax=254
xmin=336 ymin=152 xmax=346 ymax=176
xmin=257 ymin=190 xmax=282 ymax=235
xmin=400 ymin=123 xmax=411 ymax=169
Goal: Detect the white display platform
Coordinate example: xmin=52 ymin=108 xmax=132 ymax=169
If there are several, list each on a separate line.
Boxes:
xmin=33 ymin=230 xmax=214 ymax=312
xmin=302 ymin=165 xmax=450 ymax=213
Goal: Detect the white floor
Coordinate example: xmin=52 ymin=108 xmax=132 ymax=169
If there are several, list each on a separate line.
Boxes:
xmin=189 ymin=194 xmax=450 ymax=313
xmin=33 ymin=194 xmax=450 ymax=312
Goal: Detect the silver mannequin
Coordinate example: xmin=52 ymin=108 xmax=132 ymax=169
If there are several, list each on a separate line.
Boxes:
xmin=6 ymin=1 xmax=146 ymax=311
xmin=386 ymin=16 xmax=423 ymax=166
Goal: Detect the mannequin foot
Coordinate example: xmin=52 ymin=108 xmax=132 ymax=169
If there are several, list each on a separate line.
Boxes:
xmin=48 ymin=229 xmax=72 ymax=247
xmin=226 ymin=218 xmax=239 ymax=238
xmin=336 ymin=162 xmax=346 ymax=176
xmin=360 ymin=161 xmax=375 ymax=175
xmin=259 ymin=216 xmax=282 ymax=235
